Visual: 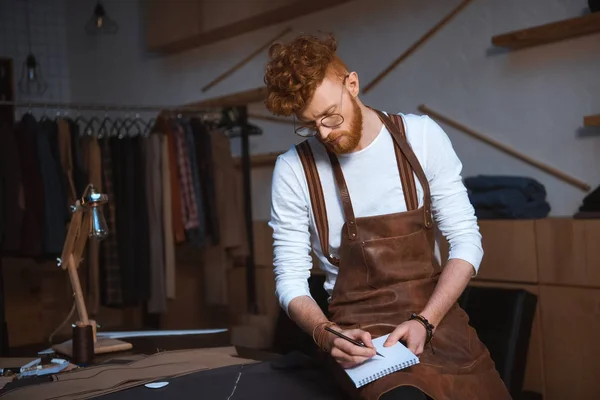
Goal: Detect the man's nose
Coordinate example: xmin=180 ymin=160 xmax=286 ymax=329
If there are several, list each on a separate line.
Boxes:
xmin=318 ymin=125 xmax=332 ymax=140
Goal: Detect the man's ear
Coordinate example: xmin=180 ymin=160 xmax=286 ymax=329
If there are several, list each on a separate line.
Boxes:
xmin=346 ymin=71 xmax=359 ymax=97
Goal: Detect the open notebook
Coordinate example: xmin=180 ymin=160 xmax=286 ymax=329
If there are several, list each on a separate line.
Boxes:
xmin=343 ymin=333 xmax=419 ymax=388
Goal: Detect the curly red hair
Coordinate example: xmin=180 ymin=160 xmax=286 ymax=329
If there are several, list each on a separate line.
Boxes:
xmin=264 ymin=33 xmax=349 ymax=116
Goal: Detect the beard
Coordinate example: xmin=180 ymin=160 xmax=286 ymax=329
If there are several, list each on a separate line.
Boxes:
xmin=323 ymin=95 xmax=363 ymax=154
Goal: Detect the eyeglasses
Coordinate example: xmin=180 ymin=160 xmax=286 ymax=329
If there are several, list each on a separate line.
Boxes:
xmin=294 ymin=75 xmax=348 ymax=137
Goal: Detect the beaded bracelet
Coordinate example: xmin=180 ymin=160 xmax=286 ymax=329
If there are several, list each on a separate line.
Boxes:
xmin=409 ymin=313 xmax=435 ymax=346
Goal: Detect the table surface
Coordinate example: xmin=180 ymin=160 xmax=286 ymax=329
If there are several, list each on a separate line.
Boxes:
xmin=5 ymin=330 xmax=233 ymax=365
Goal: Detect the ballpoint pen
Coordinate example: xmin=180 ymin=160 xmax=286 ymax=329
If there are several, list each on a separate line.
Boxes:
xmin=325 ymin=326 xmax=385 ymax=358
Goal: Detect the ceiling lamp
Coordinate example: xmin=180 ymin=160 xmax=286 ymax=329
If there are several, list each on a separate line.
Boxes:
xmin=85 ymin=1 xmax=118 ymax=35
xmin=19 ymin=53 xmax=47 ymax=95
xmin=18 ymin=0 xmax=47 ymax=95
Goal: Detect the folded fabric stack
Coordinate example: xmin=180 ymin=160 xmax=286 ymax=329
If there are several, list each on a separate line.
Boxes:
xmin=464 ymin=175 xmax=551 ymax=219
xmin=578 ymin=185 xmax=600 ymax=213
xmin=573 ymin=184 xmax=600 ymax=218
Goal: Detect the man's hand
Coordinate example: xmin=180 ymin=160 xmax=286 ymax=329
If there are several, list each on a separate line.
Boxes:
xmin=383 ymin=320 xmax=427 ymax=355
xmin=327 ymin=328 xmax=377 ymax=369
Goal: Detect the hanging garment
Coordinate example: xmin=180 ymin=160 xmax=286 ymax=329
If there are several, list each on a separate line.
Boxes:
xmin=172 ymin=121 xmax=200 ymax=232
xmin=37 ymin=118 xmax=67 ymax=256
xmin=0 ymin=124 xmax=23 ymax=253
xmin=13 ymin=115 xmax=44 ymax=256
xmin=144 ymin=132 xmax=167 ymax=314
xmin=182 ymin=119 xmax=206 ymax=246
xmin=210 ymin=129 xmax=246 ymax=252
xmin=110 ymin=136 xmax=150 ymax=306
xmin=190 ymin=117 xmax=219 ymax=245
xmin=99 ymin=137 xmax=123 ymax=307
xmin=67 ymin=118 xmax=87 ymax=199
xmin=296 ymin=110 xmax=511 ymax=400
xmin=56 ymin=118 xmax=77 ymax=209
xmin=164 ymin=121 xmax=186 ymax=244
xmin=200 ymin=128 xmax=248 ymax=304
xmin=160 ymin=128 xmax=177 ymax=300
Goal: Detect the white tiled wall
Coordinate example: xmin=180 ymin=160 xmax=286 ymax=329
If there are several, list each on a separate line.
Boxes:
xmin=0 ymin=0 xmax=70 ymax=105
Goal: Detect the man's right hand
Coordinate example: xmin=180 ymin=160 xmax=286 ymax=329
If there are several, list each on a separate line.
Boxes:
xmin=327 ymin=328 xmax=377 ymax=369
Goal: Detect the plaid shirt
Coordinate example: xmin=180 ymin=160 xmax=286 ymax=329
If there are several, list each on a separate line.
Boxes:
xmin=172 ymin=122 xmax=199 ymax=230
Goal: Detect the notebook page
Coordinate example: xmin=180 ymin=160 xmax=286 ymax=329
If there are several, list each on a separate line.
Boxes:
xmin=343 ymin=333 xmax=420 ymax=388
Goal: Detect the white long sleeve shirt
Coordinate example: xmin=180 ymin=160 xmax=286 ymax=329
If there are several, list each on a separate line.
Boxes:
xmin=268 ymin=112 xmax=483 ymax=315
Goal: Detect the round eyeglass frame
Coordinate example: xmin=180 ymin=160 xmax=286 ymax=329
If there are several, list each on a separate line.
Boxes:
xmin=293 ymin=75 xmax=348 ymax=137
xmin=294 ymin=114 xmax=345 ymax=137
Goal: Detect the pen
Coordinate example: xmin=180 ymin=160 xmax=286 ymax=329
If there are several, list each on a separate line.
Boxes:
xmin=325 ymin=326 xmax=385 ymax=358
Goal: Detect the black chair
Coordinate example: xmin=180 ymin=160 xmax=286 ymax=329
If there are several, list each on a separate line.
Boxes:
xmin=458 ymin=285 xmax=541 ymax=400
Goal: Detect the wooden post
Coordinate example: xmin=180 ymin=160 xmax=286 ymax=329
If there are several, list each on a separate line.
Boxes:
xmin=363 ymin=0 xmax=473 ymax=94
xmin=418 ymin=104 xmax=591 ymax=192
xmin=67 ymin=254 xmax=90 ymax=327
xmin=202 ymin=27 xmax=292 ymax=92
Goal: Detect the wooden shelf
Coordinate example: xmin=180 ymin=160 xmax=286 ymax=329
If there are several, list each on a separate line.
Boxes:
xmin=233 ymin=152 xmax=282 ymax=169
xmin=584 ymin=114 xmax=600 ymax=127
xmin=491 ymin=12 xmax=600 ymax=49
xmin=249 ymin=114 xmax=294 ymax=126
xmin=187 ymin=87 xmax=267 ymax=108
xmin=149 ymin=0 xmax=351 ymax=55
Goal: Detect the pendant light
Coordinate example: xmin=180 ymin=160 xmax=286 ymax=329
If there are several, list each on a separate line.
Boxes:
xmin=18 ymin=0 xmax=47 ymax=96
xmin=85 ymin=1 xmax=118 ymax=35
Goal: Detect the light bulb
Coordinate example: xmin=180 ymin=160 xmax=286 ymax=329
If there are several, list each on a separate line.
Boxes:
xmin=90 ymin=207 xmax=108 ymax=240
xmin=81 ymin=184 xmax=109 ymax=241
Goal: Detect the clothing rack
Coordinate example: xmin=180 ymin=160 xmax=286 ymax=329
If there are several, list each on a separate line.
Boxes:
xmin=0 ymin=100 xmax=259 ymax=356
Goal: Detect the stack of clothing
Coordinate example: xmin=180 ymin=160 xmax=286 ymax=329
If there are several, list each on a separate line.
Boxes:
xmin=464 ymin=175 xmax=551 ymax=219
xmin=574 ymin=184 xmax=600 ymax=218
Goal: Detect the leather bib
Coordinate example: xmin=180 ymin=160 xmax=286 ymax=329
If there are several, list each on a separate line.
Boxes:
xmin=296 ymin=110 xmax=512 ymax=400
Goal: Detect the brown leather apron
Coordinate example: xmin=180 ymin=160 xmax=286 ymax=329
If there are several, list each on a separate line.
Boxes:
xmin=296 ymin=110 xmax=512 ymax=400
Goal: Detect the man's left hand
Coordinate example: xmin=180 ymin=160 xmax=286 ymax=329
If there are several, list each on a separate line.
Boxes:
xmin=382 ymin=320 xmax=427 ymax=355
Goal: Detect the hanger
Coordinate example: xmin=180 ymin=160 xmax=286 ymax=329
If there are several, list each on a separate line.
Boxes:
xmin=97 ymin=109 xmax=114 ymax=139
xmin=218 ymin=107 xmax=263 ymax=137
xmin=122 ymin=112 xmax=144 ymax=137
xmin=83 ymin=115 xmax=103 ymax=136
xmin=73 ymin=107 xmax=89 ymax=134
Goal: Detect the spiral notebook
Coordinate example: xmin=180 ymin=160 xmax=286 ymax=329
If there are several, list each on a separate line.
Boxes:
xmin=343 ymin=333 xmax=419 ymax=388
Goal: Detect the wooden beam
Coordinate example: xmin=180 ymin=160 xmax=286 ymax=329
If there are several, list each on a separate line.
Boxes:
xmin=149 ymin=0 xmax=351 ymax=55
xmin=418 ymin=104 xmax=591 ymax=192
xmin=584 ymin=114 xmax=600 ymax=127
xmin=491 ymin=12 xmax=600 ymax=50
xmin=363 ymin=0 xmax=473 ymax=94
xmin=202 ymin=27 xmax=293 ymax=93
xmin=249 ymin=114 xmax=295 ymax=126
xmin=187 ymin=87 xmax=267 ymax=108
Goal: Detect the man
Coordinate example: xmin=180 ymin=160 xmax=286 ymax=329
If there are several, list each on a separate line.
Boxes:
xmin=265 ymin=33 xmax=511 ymax=400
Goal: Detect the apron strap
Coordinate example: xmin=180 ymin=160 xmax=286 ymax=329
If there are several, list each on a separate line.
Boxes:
xmin=388 ymin=114 xmax=419 ymax=211
xmin=373 ymin=110 xmax=434 ymax=228
xmin=296 ymin=141 xmax=340 ymax=266
xmin=326 ymin=151 xmax=359 ymax=241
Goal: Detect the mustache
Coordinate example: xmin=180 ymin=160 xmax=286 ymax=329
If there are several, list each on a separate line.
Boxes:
xmin=324 ymin=131 xmax=349 ymax=143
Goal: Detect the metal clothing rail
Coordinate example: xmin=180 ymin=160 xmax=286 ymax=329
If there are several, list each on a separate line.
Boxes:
xmin=0 ymin=99 xmax=222 ymax=113
xmin=0 ymin=103 xmax=259 ymax=357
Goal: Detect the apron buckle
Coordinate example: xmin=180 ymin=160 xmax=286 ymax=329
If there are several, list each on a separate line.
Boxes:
xmin=424 ymin=208 xmax=433 ymax=228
